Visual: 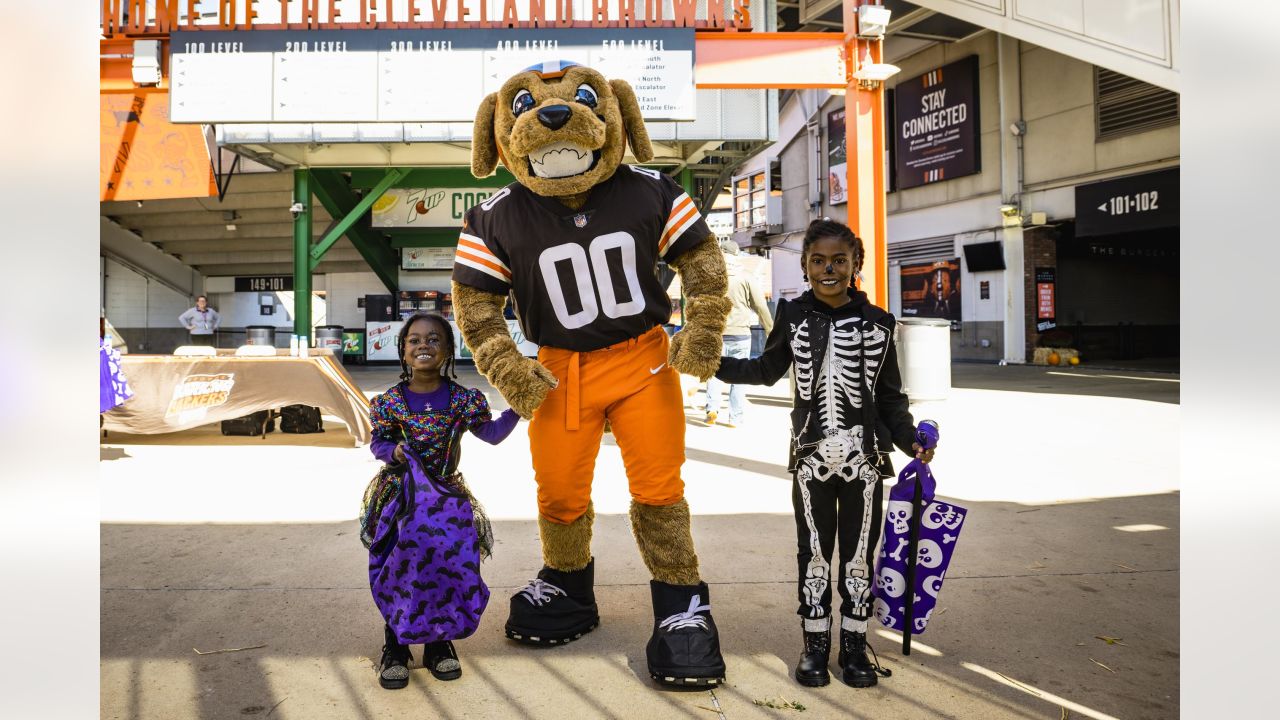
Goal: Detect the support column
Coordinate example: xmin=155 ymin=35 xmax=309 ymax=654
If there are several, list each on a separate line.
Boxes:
xmin=292 ymin=168 xmax=312 ymax=343
xmin=997 ymin=34 xmax=1027 ymax=363
xmin=843 ymin=0 xmax=889 ymax=308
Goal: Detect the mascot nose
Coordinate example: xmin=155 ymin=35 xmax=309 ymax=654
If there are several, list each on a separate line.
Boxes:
xmin=537 ymin=105 xmax=572 ymax=130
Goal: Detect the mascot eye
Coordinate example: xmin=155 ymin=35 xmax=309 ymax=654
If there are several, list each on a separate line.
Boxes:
xmin=574 ymin=84 xmax=598 ymax=109
xmin=511 ymin=90 xmax=535 ymax=117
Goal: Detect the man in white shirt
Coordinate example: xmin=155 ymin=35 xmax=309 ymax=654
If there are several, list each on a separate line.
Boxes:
xmin=178 ymin=295 xmax=220 ymax=347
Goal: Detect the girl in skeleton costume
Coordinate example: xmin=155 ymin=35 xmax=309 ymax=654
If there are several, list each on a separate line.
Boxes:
xmin=715 ymin=219 xmax=936 ymax=689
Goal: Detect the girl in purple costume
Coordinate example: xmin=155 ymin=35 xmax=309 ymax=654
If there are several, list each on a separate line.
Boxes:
xmin=367 ymin=312 xmax=519 ymax=689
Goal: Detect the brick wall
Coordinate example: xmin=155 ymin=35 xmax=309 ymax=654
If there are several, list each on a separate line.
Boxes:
xmin=1023 ymin=226 xmax=1059 ymax=359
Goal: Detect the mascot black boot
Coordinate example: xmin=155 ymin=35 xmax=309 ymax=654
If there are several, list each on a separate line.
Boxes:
xmin=838 ymin=627 xmax=890 ymax=688
xmin=646 ymin=580 xmax=726 ymax=686
xmin=795 ymin=619 xmax=832 ymax=687
xmin=506 ymin=505 xmax=599 ymax=645
xmin=506 ymin=559 xmax=600 ymax=645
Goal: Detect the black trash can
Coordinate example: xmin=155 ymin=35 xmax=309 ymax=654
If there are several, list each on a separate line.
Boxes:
xmin=245 ymin=325 xmax=277 ymax=347
xmin=315 ymin=325 xmax=344 ymax=355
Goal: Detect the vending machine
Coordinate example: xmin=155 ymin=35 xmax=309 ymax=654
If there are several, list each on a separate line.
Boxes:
xmin=397 ymin=290 xmax=441 ymax=318
xmin=365 ymin=294 xmax=401 ymax=363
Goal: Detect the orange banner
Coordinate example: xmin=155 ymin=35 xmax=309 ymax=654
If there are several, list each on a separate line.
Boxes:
xmin=100 ymin=93 xmax=216 ymax=201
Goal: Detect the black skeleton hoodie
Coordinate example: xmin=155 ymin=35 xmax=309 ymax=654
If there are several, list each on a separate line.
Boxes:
xmin=716 ymin=287 xmax=918 ymax=478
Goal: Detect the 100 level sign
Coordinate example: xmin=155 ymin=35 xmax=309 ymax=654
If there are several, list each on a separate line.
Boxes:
xmin=1100 ymin=191 xmax=1159 ymax=216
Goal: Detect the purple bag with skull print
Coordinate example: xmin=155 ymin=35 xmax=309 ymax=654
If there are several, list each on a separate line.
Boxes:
xmin=871 ymin=453 xmax=966 ymax=637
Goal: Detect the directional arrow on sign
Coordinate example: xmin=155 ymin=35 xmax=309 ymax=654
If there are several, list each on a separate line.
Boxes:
xmin=1097 ymin=203 xmax=1108 ymax=214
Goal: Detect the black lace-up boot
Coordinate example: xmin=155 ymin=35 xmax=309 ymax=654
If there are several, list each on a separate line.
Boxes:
xmin=505 ymin=559 xmax=599 ymax=645
xmin=646 ymin=580 xmax=726 ymax=687
xmin=838 ymin=627 xmax=891 ymax=688
xmin=378 ymin=624 xmax=413 ymax=690
xmin=795 ymin=620 xmax=831 ymax=687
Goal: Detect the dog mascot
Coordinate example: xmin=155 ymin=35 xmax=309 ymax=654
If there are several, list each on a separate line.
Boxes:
xmin=451 ymin=61 xmax=732 ymax=686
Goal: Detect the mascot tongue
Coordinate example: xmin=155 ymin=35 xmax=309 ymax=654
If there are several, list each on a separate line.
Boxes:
xmin=529 ymin=141 xmax=594 ymax=178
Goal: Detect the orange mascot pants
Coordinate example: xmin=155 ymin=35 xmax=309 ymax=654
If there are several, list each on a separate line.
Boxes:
xmin=529 ymin=325 xmax=686 ymax=524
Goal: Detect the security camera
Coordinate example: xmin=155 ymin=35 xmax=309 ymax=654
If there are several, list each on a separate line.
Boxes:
xmin=1009 ymin=120 xmax=1027 ymax=137
xmin=289 ymin=202 xmax=306 ymax=219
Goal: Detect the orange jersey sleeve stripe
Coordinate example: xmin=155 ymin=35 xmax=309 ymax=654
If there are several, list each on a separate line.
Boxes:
xmin=457 ymin=235 xmax=510 ymax=271
xmin=456 ymin=254 xmax=512 ymax=283
xmin=456 ymin=234 xmax=512 ymax=281
xmin=660 ymin=204 xmax=700 ymax=255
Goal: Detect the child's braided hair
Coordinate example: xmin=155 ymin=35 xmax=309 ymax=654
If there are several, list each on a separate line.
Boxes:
xmin=396 ymin=312 xmax=458 ymax=383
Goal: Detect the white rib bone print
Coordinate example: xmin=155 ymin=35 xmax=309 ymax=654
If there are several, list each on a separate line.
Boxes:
xmin=817 ymin=317 xmax=864 ymax=433
xmin=790 ymin=319 xmax=814 ymax=402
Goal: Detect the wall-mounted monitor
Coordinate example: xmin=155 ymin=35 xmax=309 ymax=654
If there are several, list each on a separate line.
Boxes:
xmin=963 ymin=241 xmax=1006 ymax=271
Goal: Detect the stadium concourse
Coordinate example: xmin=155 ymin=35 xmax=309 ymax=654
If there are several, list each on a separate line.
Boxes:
xmin=101 ymin=362 xmax=1178 ymax=720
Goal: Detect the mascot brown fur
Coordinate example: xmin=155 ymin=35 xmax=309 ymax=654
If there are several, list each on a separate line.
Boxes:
xmin=451 ymin=62 xmax=730 ymax=686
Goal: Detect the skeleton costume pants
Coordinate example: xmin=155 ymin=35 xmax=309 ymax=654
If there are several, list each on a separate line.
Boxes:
xmin=791 ymin=455 xmax=884 ymax=627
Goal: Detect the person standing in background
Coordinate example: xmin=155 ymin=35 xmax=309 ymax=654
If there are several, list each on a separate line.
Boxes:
xmin=178 ymin=295 xmax=220 ymax=347
xmin=705 ymin=239 xmax=774 ymax=428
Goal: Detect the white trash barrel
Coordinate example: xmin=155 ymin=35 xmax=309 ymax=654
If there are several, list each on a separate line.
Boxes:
xmin=896 ymin=318 xmax=951 ymax=402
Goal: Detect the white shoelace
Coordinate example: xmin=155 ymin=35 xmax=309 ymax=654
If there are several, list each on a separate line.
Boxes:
xmin=517 ymin=578 xmax=567 ymax=606
xmin=658 ymin=595 xmax=711 ymax=631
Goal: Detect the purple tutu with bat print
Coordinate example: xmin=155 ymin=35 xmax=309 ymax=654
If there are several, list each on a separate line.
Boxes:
xmin=367 ymin=449 xmax=489 ymax=645
xmin=871 ymin=457 xmax=967 ymax=635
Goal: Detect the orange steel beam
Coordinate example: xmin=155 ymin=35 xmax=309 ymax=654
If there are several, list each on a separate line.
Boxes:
xmin=843 ymin=0 xmax=889 ymax=308
xmin=102 ymin=93 xmax=146 ymax=202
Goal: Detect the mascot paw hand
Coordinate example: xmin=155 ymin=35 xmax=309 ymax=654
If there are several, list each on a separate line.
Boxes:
xmin=669 ymin=326 xmax=723 ymax=381
xmin=499 ymin=357 xmax=558 ymax=419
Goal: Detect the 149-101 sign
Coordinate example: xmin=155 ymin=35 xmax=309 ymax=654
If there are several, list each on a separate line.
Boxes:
xmin=235 ymin=276 xmax=293 ymax=292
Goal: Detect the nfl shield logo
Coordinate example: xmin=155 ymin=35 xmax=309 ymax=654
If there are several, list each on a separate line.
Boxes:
xmin=573 ymin=213 xmax=589 ymax=228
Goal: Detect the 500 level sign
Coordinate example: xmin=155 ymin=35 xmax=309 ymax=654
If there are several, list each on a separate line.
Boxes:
xmin=235 ymin=276 xmax=293 ymax=292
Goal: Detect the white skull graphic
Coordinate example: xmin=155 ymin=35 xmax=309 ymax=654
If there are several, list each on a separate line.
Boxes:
xmin=913 ymin=608 xmax=933 ymax=633
xmin=916 ymin=539 xmax=943 ymax=569
xmin=876 ymin=567 xmax=906 ymax=598
xmin=923 ymin=570 xmax=946 ymax=598
xmin=886 ymin=501 xmax=912 ymax=535
xmin=923 ymin=502 xmax=964 ymax=530
xmin=874 ymin=598 xmax=896 ymax=628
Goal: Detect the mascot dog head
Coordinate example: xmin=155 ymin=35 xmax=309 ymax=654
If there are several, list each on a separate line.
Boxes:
xmin=471 ymin=61 xmax=653 ymax=198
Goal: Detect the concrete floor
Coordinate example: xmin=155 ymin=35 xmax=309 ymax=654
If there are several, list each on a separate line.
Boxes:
xmin=101 ymin=362 xmax=1179 ymax=720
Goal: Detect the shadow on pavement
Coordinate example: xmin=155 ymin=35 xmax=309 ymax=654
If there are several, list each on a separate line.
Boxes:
xmin=951 ymin=363 xmax=1179 ymax=404
xmin=102 ymin=492 xmax=1178 ymax=720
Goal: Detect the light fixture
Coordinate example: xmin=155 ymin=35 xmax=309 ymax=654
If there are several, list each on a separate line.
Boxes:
xmin=131 ymin=40 xmax=162 ymax=85
xmin=225 ymin=223 xmax=238 ymax=231
xmin=135 ymin=200 xmax=144 ymax=208
xmin=856 ymin=4 xmax=893 ymax=39
xmin=852 ymin=62 xmax=901 ymax=89
xmin=1009 ymin=120 xmax=1027 ymax=136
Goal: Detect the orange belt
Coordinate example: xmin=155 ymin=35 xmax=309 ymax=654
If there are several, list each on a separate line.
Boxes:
xmin=566 ymin=351 xmax=580 ymax=431
xmin=552 ymin=325 xmax=665 ymax=433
